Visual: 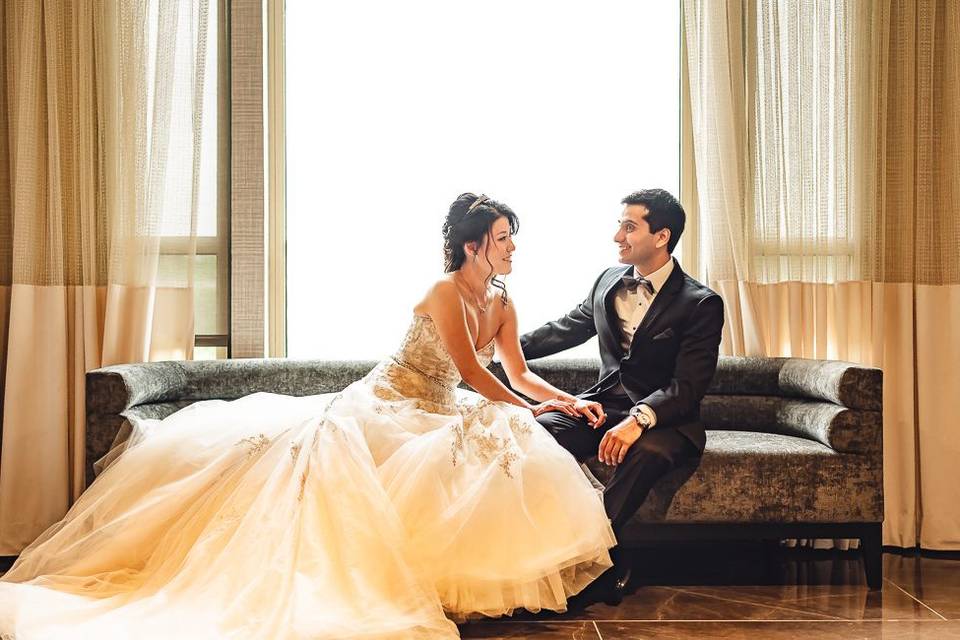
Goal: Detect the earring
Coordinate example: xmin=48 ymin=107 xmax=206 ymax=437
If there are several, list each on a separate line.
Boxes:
xmin=473 ymin=253 xmax=478 ymax=263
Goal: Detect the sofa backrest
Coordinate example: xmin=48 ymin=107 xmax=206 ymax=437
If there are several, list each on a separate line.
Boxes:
xmin=85 ymin=355 xmax=882 ymax=485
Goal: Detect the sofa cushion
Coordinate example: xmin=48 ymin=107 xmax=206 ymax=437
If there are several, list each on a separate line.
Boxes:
xmin=700 ymin=395 xmax=882 ymax=454
xmin=707 ymin=357 xmax=882 ymax=411
xmin=588 ymin=430 xmax=882 ymax=530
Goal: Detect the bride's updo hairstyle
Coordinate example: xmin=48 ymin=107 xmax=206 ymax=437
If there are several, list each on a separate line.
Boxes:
xmin=442 ymin=192 xmax=519 ymax=304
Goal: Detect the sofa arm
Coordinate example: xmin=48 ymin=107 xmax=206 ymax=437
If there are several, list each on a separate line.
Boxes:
xmin=87 ymin=362 xmax=190 ymax=415
xmin=708 ymin=356 xmax=882 ymax=411
xmin=700 ymin=395 xmax=882 ymax=454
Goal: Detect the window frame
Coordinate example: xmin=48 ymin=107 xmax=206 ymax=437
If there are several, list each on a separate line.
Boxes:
xmin=158 ymin=0 xmax=231 ymax=357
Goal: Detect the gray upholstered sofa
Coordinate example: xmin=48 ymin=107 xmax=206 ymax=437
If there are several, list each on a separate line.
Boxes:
xmin=86 ymin=355 xmax=883 ymax=588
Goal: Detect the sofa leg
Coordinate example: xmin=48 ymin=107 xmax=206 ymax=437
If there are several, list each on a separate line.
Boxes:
xmin=861 ymin=523 xmax=883 ymax=590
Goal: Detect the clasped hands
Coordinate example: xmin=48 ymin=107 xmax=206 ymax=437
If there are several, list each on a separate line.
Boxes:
xmin=531 ymin=398 xmax=606 ymax=425
xmin=531 ymin=398 xmax=644 ymax=467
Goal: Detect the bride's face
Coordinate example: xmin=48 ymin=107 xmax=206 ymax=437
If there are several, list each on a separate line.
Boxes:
xmin=473 ymin=216 xmax=515 ymax=277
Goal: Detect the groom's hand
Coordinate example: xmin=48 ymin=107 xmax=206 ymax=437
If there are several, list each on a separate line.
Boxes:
xmin=598 ymin=417 xmax=643 ymax=466
xmin=574 ymin=399 xmax=606 ymax=428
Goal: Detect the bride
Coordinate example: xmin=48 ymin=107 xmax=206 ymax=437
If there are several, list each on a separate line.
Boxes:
xmin=0 ymin=193 xmax=616 ymax=639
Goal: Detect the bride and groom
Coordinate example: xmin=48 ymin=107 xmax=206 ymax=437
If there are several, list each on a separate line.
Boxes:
xmin=0 ymin=189 xmax=724 ymax=639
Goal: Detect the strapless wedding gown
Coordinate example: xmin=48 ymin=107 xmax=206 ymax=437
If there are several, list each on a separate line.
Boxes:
xmin=0 ymin=315 xmax=615 ymax=639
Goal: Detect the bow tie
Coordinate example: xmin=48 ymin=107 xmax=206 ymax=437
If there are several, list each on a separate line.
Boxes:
xmin=622 ymin=274 xmax=655 ymax=295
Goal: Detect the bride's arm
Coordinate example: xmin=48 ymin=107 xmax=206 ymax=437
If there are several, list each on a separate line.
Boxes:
xmin=496 ymin=301 xmax=578 ymax=402
xmin=497 ymin=301 xmax=607 ymax=427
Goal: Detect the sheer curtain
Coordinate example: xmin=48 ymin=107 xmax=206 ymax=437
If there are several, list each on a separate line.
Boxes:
xmin=0 ymin=0 xmax=210 ymax=554
xmin=683 ymin=0 xmax=959 ymax=549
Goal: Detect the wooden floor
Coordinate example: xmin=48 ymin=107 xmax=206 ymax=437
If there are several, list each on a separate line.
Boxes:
xmin=459 ymin=545 xmax=960 ymax=639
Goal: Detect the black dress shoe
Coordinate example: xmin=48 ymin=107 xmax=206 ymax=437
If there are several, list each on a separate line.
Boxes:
xmin=599 ymin=563 xmax=632 ymax=606
xmin=568 ymin=556 xmax=634 ymax=609
xmin=607 ymin=565 xmax=632 ymax=605
xmin=601 ymin=582 xmax=624 ymax=606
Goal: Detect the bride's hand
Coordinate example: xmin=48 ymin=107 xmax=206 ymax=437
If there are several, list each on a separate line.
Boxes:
xmin=529 ymin=399 xmax=579 ymax=418
xmin=573 ymin=399 xmax=606 ymax=428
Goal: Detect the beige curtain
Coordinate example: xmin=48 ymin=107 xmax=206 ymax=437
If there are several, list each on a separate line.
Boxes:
xmin=683 ymin=0 xmax=959 ymax=549
xmin=0 ymin=0 xmax=209 ymax=554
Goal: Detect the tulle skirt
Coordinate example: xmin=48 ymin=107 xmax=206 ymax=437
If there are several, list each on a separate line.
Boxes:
xmin=0 ymin=377 xmax=614 ymax=638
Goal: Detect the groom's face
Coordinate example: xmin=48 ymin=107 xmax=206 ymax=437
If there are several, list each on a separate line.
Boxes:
xmin=614 ymin=204 xmax=666 ymax=266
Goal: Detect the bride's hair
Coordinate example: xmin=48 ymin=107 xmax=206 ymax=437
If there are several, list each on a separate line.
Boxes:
xmin=443 ymin=193 xmax=519 ymax=306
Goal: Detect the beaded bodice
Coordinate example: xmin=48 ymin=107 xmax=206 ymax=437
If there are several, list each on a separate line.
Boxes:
xmin=368 ymin=315 xmax=495 ymax=411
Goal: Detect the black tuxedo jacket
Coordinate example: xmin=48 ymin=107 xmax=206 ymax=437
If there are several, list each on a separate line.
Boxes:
xmin=519 ymin=259 xmax=724 ymax=452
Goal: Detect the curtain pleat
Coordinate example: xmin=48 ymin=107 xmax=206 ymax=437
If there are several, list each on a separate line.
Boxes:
xmin=0 ymin=0 xmax=209 ymax=554
xmin=683 ymin=0 xmax=959 ymax=549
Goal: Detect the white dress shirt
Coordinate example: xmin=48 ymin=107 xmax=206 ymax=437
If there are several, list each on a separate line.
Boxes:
xmin=610 ymin=259 xmax=675 ymax=428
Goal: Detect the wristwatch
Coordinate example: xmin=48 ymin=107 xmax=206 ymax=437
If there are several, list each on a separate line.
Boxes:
xmin=628 ymin=406 xmax=652 ymax=431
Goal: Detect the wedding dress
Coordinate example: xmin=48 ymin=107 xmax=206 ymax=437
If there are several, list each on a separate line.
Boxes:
xmin=0 ymin=315 xmax=615 ymax=639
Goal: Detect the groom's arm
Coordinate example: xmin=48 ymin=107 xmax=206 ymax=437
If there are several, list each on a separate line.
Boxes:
xmin=639 ymin=294 xmax=725 ymax=427
xmin=519 ymin=271 xmax=605 ymax=360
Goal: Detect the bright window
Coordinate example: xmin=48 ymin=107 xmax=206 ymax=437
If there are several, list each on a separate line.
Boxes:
xmin=286 ymin=1 xmax=680 ymax=359
xmin=155 ymin=0 xmax=229 ymax=359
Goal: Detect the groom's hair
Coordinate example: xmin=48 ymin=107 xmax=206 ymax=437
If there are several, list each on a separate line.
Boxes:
xmin=621 ymin=189 xmax=685 ymax=254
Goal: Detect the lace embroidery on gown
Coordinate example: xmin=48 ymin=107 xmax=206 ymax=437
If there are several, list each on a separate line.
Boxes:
xmin=0 ymin=314 xmax=615 ymax=638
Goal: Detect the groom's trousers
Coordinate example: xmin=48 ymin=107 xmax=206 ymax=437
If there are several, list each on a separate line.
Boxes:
xmin=535 ymin=393 xmax=699 ymax=534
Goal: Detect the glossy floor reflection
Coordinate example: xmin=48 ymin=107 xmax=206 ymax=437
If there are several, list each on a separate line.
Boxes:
xmin=3 ymin=547 xmax=957 ymax=638
xmin=460 ymin=546 xmax=960 ymax=639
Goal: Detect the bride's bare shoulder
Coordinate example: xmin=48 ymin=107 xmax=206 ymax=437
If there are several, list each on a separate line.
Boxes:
xmin=413 ymin=276 xmax=463 ymax=316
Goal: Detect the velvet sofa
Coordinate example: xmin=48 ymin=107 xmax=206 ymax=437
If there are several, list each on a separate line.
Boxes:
xmin=85 ymin=355 xmax=884 ymax=588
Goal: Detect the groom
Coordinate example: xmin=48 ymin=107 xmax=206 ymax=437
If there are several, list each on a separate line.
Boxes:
xmin=520 ymin=188 xmax=724 ymax=599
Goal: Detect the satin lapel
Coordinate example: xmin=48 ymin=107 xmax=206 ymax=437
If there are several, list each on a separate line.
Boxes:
xmin=635 ymin=259 xmax=684 ymax=338
xmin=600 ymin=266 xmax=631 ymax=357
